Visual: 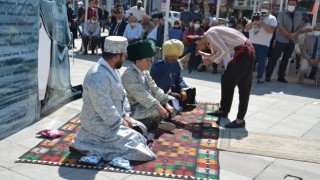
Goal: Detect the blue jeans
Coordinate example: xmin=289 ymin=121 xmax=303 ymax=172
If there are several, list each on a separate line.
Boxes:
xmin=253 ymin=44 xmax=269 ymax=79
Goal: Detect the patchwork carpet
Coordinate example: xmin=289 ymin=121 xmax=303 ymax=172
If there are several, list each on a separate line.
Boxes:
xmin=16 ymin=103 xmax=220 ymax=180
xmin=218 ymin=129 xmax=320 ymax=164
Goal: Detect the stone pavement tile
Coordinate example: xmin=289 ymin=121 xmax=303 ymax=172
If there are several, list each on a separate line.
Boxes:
xmin=45 ymin=107 xmax=80 ymax=123
xmin=53 ymin=168 xmax=112 ymax=180
xmin=255 ymin=159 xmax=320 ymax=180
xmin=272 ymin=93 xmax=318 ymax=104
xmin=10 ymin=164 xmax=73 ymax=180
xmin=0 ymin=169 xmax=32 ymax=180
xmin=303 ymin=122 xmax=320 ymax=140
xmin=123 ymin=174 xmax=179 ymax=180
xmin=219 ymin=151 xmax=273 ymax=179
xmin=268 ymin=101 xmax=305 ymax=112
xmin=0 ymin=140 xmax=17 ymax=151
xmin=248 ymin=96 xmax=279 ymax=108
xmin=258 ymin=108 xmax=293 ymax=119
xmin=266 ymin=118 xmax=318 ymax=137
xmin=99 ymin=171 xmax=131 ymax=180
xmin=286 ymin=113 xmax=320 ymax=123
xmin=219 ymin=169 xmax=251 ymax=180
xmin=4 ymin=126 xmax=40 ymax=148
xmin=295 ymin=104 xmax=320 ymax=117
xmin=0 ymin=144 xmax=30 ymax=168
xmin=245 ymin=114 xmax=281 ymax=132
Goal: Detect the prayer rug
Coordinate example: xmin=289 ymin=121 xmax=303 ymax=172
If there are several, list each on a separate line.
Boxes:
xmin=218 ymin=129 xmax=320 ymax=164
xmin=16 ymin=103 xmax=220 ymax=180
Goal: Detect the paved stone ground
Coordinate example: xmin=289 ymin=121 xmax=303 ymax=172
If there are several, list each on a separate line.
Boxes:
xmin=1 ymin=38 xmax=320 ymax=180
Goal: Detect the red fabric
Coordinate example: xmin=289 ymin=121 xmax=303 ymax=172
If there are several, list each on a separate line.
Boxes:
xmin=228 ymin=40 xmax=255 ymax=64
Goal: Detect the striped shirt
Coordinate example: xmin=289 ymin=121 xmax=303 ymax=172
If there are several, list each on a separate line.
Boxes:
xmin=204 ymin=26 xmax=247 ymax=64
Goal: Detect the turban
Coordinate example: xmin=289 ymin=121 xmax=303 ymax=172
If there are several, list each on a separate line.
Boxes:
xmin=127 ymin=40 xmax=156 ymax=61
xmin=162 ymin=39 xmax=184 ymax=57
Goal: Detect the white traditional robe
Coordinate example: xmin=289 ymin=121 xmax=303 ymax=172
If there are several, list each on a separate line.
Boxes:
xmin=70 ymin=58 xmax=155 ymax=161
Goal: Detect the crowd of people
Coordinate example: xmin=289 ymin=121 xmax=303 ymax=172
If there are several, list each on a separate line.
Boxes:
xmin=66 ymin=0 xmax=320 ymax=161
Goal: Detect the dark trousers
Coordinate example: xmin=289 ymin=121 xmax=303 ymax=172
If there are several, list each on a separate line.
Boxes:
xmin=82 ymin=35 xmax=99 ymax=53
xmin=265 ymin=41 xmax=295 ymax=79
xmin=220 ymin=43 xmax=254 ymax=120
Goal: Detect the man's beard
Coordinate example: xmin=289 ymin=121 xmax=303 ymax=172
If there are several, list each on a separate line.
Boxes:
xmin=138 ymin=6 xmax=141 ymax=9
xmin=115 ymin=60 xmax=123 ymax=69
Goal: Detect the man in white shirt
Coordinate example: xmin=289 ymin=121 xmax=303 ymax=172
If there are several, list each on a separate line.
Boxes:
xmin=244 ymin=1 xmax=277 ymax=83
xmin=126 ymin=0 xmax=146 ymax=22
xmin=82 ymin=14 xmax=101 ymax=55
xmin=123 ymin=16 xmax=143 ymax=43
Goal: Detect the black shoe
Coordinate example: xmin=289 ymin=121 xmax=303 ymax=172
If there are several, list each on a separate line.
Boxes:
xmin=207 ymin=111 xmax=228 ymax=118
xmin=91 ymin=52 xmax=96 ymax=55
xmin=265 ymin=77 xmax=271 ymax=82
xmin=277 ymin=77 xmax=288 ymax=83
xmin=225 ymin=120 xmax=246 ymax=128
xmin=82 ymin=51 xmax=88 ymax=55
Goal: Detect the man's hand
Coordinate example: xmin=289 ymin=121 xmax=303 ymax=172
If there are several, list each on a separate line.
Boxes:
xmin=122 ymin=120 xmax=130 ymax=127
xmin=157 ymin=105 xmax=169 ymax=119
xmin=288 ymin=32 xmax=297 ymax=41
xmin=165 ymin=103 xmax=175 ymax=114
xmin=123 ymin=116 xmax=133 ymax=128
xmin=180 ymin=90 xmax=187 ymax=102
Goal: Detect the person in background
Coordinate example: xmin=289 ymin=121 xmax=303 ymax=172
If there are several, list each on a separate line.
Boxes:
xmin=146 ymin=14 xmax=164 ymax=47
xmin=122 ymin=40 xmax=177 ymax=133
xmin=140 ymin=15 xmax=152 ymax=39
xmin=81 ymin=0 xmax=96 ymax=21
xmin=244 ymin=1 xmax=277 ymax=83
xmin=298 ymin=24 xmax=320 ymax=84
xmin=101 ymin=5 xmax=110 ymax=32
xmin=150 ymin=40 xmax=195 ymax=110
xmin=123 ymin=16 xmax=143 ymax=43
xmin=192 ymin=7 xmax=203 ymax=22
xmin=182 ymin=19 xmax=204 ymax=72
xmin=70 ymin=36 xmax=156 ymax=161
xmin=109 ymin=12 xmax=127 ymax=36
xmin=126 ymin=0 xmax=146 ymax=22
xmin=195 ymin=26 xmax=255 ymax=129
xmin=201 ymin=18 xmax=211 ymax=32
xmin=180 ymin=4 xmax=192 ymax=29
xmin=67 ymin=1 xmax=77 ymax=48
xmin=111 ymin=0 xmax=124 ymax=24
xmin=265 ymin=0 xmax=302 ymax=83
xmin=173 ymin=20 xmax=182 ymax=30
xmin=82 ymin=14 xmax=100 ymax=55
xmin=77 ymin=1 xmax=84 ymax=37
xmin=94 ymin=0 xmax=103 ymax=25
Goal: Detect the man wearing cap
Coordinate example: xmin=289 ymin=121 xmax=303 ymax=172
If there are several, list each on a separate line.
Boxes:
xmin=195 ymin=26 xmax=255 ymax=128
xmin=122 ymin=40 xmax=177 ymax=133
xmin=70 ymin=36 xmax=156 ymax=161
xmin=126 ymin=0 xmax=146 ymax=22
xmin=150 ymin=40 xmax=195 ymax=110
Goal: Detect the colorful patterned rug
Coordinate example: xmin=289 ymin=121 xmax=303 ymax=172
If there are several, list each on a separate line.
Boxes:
xmin=16 ymin=103 xmax=220 ymax=180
